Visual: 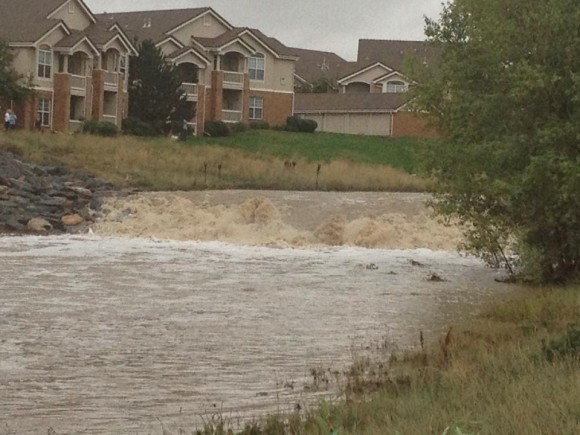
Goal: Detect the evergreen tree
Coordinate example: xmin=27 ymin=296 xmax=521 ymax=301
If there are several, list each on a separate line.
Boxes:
xmin=128 ymin=40 xmax=187 ymax=134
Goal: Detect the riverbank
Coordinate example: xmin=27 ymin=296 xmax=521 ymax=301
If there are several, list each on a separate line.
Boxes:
xmin=0 ymin=131 xmax=430 ymax=192
xmin=198 ymin=285 xmax=579 ymax=435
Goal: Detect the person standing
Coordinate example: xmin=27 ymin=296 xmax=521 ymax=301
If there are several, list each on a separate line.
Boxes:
xmin=8 ymin=110 xmax=17 ymax=130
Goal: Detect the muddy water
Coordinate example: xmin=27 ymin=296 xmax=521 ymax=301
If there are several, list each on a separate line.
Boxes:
xmin=0 ymin=192 xmax=513 ymax=434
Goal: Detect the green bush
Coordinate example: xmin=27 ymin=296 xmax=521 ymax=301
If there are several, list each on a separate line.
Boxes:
xmin=249 ymin=120 xmax=270 ymax=130
xmin=231 ymin=122 xmax=249 ymax=134
xmin=204 ymin=120 xmax=230 ymax=137
xmin=82 ymin=119 xmax=118 ymax=137
xmin=285 ymin=116 xmax=318 ymax=133
xmin=543 ymin=326 xmax=580 ymax=362
xmin=122 ymin=116 xmax=158 ymax=137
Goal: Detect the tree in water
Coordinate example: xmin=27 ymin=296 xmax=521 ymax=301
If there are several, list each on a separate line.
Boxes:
xmin=412 ymin=0 xmax=580 ymax=283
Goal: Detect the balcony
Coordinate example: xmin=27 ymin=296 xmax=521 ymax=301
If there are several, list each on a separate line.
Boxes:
xmin=104 ymin=71 xmax=119 ymax=90
xmin=222 ymin=110 xmax=242 ymax=123
xmin=223 ymin=71 xmax=244 ymax=90
xmin=180 ymin=82 xmax=198 ymax=101
xmin=71 ymin=75 xmax=86 ymax=96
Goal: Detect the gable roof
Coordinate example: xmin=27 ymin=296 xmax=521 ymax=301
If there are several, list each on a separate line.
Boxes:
xmin=294 ymin=93 xmax=409 ymax=113
xmin=356 ymin=39 xmax=440 ymax=73
xmin=95 ymin=8 xmax=213 ymax=44
xmin=0 ymin=0 xmax=69 ymax=43
xmin=291 ymin=47 xmax=350 ymax=84
xmin=239 ymin=28 xmax=297 ymax=59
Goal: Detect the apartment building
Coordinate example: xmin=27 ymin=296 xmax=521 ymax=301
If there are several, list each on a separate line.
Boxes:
xmin=0 ymin=0 xmax=136 ymax=132
xmin=0 ymin=1 xmax=297 ymax=135
xmin=293 ymin=40 xmax=440 ymax=137
xmin=97 ymin=8 xmax=297 ymax=135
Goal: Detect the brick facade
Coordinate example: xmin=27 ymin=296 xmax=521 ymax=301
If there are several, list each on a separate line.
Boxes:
xmin=248 ymin=90 xmax=293 ymax=127
xmin=91 ymin=70 xmax=105 ymax=121
xmin=52 ymin=73 xmax=71 ymax=132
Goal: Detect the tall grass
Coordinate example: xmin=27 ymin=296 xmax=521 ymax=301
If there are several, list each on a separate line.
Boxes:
xmin=0 ymin=131 xmax=430 ymax=192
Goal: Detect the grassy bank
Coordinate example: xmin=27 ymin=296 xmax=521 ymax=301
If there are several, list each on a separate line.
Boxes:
xmin=198 ymin=285 xmax=579 ymax=435
xmin=0 ymin=130 xmax=430 ymax=192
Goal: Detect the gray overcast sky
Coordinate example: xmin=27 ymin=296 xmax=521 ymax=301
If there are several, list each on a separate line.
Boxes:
xmin=84 ymin=0 xmax=443 ymax=60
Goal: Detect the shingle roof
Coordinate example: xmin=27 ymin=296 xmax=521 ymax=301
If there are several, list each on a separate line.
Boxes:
xmin=0 ymin=0 xmax=69 ymax=43
xmin=356 ymin=39 xmax=440 ymax=73
xmin=294 ymin=93 xmax=408 ymax=113
xmin=95 ymin=8 xmax=211 ymax=44
xmin=291 ymin=47 xmax=350 ymax=84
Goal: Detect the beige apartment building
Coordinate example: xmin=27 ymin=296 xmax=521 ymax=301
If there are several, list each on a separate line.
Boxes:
xmin=0 ymin=0 xmax=136 ymax=132
xmin=0 ymin=0 xmax=297 ymax=135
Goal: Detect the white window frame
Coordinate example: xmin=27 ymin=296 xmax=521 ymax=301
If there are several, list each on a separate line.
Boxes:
xmin=249 ymin=53 xmax=265 ymax=81
xmin=384 ymin=80 xmax=407 ymax=93
xmin=38 ymin=47 xmax=53 ymax=79
xmin=38 ymin=97 xmax=52 ymax=127
xmin=249 ymin=96 xmax=264 ymax=120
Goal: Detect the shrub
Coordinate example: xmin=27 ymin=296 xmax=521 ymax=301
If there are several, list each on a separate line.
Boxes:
xmin=231 ymin=122 xmax=249 ymax=134
xmin=249 ymin=120 xmax=270 ymax=130
xmin=285 ymin=116 xmax=318 ymax=133
xmin=122 ymin=116 xmax=158 ymax=137
xmin=543 ymin=326 xmax=580 ymax=362
xmin=204 ymin=120 xmax=230 ymax=137
xmin=82 ymin=119 xmax=118 ymax=137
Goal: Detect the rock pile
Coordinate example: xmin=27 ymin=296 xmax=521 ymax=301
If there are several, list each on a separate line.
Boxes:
xmin=0 ymin=151 xmax=117 ymax=234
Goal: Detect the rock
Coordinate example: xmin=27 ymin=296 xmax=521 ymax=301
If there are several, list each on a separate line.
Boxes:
xmin=27 ymin=217 xmax=53 ymax=232
xmin=61 ymin=214 xmax=85 ymax=226
xmin=65 ymin=185 xmax=93 ymax=197
xmin=6 ymin=218 xmax=25 ymax=231
xmin=427 ymin=273 xmax=447 ymax=282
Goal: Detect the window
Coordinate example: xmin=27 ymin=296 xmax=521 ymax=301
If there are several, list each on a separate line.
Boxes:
xmin=37 ymin=98 xmax=52 ymax=127
xmin=249 ymin=96 xmax=264 ymax=120
xmin=249 ymin=53 xmax=265 ymax=81
xmin=38 ymin=47 xmax=52 ymax=79
xmin=385 ymin=80 xmax=407 ymax=93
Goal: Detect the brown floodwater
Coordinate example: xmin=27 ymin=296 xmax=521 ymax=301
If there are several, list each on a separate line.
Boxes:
xmin=0 ymin=191 xmax=516 ymax=434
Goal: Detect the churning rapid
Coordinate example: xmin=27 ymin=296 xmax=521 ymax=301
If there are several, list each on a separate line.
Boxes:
xmin=93 ymin=191 xmax=463 ymax=250
xmin=1 ymin=191 xmax=514 ymax=434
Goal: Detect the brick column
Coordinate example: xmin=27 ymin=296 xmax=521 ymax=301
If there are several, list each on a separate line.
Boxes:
xmin=242 ymin=73 xmax=250 ymax=123
xmin=53 ymin=73 xmax=71 ymax=132
xmin=196 ymin=85 xmax=206 ymax=136
xmin=91 ymin=69 xmax=105 ymax=121
xmin=209 ymin=70 xmax=224 ymax=121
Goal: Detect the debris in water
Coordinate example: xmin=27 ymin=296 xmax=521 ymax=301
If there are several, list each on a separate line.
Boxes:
xmin=427 ymin=273 xmax=447 ymax=282
xmin=410 ymin=259 xmax=426 ymax=267
xmin=366 ymin=263 xmax=379 ymax=270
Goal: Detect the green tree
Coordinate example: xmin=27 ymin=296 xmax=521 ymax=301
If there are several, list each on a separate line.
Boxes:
xmin=128 ymin=39 xmax=187 ymax=134
xmin=412 ymin=0 xmax=580 ymax=283
xmin=0 ymin=40 xmax=32 ymax=103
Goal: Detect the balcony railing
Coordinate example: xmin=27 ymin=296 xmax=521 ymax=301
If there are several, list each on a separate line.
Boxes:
xmin=102 ymin=114 xmax=117 ymax=124
xmin=71 ymin=75 xmax=86 ymax=92
xmin=180 ymin=82 xmax=198 ymax=100
xmin=223 ymin=71 xmax=244 ymax=89
xmin=104 ymin=71 xmax=119 ymax=87
xmin=222 ymin=109 xmax=242 ymax=123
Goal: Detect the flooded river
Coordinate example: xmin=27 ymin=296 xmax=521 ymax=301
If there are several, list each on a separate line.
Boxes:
xmin=0 ymin=192 xmax=514 ymax=434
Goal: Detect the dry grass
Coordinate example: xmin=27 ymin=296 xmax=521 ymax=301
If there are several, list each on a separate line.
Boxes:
xmin=0 ymin=131 xmax=430 ymax=192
